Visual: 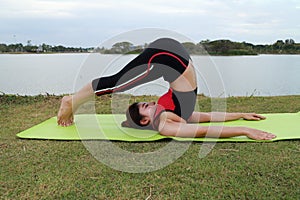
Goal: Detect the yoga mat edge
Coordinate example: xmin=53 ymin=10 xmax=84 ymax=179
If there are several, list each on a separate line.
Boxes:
xmin=16 ymin=112 xmax=300 ymax=142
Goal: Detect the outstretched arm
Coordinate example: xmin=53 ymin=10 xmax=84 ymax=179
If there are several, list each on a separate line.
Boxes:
xmin=188 ymin=112 xmax=266 ymax=123
xmin=158 ymin=119 xmax=276 ymax=140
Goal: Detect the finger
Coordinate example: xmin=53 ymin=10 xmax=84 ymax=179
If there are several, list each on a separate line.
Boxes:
xmin=255 ymin=114 xmax=266 ymax=120
xmin=264 ymin=133 xmax=276 ymax=140
xmin=268 ymin=134 xmax=276 ymax=139
xmin=249 ymin=116 xmax=262 ymax=121
xmin=252 ymin=117 xmax=261 ymax=121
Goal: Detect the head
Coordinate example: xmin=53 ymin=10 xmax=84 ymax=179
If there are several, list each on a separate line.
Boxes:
xmin=121 ymin=102 xmax=156 ymax=130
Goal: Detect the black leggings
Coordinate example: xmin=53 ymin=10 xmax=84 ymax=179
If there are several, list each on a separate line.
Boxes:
xmin=92 ymin=38 xmax=191 ymax=96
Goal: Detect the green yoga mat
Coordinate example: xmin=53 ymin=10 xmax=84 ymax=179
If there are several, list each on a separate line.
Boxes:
xmin=17 ymin=112 xmax=300 ymax=142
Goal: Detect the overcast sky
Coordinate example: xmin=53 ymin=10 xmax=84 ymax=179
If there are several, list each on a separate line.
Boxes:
xmin=1 ymin=0 xmax=299 ymax=47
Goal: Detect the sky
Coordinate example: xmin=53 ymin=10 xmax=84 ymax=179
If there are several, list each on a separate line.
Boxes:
xmin=1 ymin=0 xmax=299 ymax=47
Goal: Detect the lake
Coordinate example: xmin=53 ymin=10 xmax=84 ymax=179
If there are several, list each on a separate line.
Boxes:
xmin=0 ymin=53 xmax=299 ymax=97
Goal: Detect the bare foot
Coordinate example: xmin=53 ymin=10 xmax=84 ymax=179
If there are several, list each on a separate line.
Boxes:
xmin=57 ymin=96 xmax=74 ymax=126
xmin=245 ymin=128 xmax=276 ymax=140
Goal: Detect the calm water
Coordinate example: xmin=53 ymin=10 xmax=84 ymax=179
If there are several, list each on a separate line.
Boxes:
xmin=0 ymin=53 xmax=299 ymax=97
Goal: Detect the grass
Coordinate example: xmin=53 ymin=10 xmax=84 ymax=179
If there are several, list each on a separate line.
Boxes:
xmin=0 ymin=94 xmax=300 ymax=199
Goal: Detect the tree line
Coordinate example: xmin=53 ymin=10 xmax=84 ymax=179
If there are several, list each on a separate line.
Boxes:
xmin=95 ymin=38 xmax=300 ymax=55
xmin=0 ymin=40 xmax=94 ymax=53
xmin=1 ymin=39 xmax=299 ymax=55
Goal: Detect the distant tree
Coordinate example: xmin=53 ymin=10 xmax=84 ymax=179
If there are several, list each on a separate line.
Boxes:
xmin=94 ymin=46 xmax=104 ymax=53
xmin=111 ymin=42 xmax=133 ymax=53
xmin=207 ymin=40 xmax=231 ymax=54
xmin=199 ymin=39 xmax=210 ymax=44
xmin=27 ymin=40 xmax=32 ymax=46
xmin=42 ymin=43 xmax=52 ymax=52
xmin=285 ymin=39 xmax=295 ymax=45
xmin=52 ymin=45 xmax=66 ymax=52
xmin=8 ymin=43 xmax=23 ymax=52
xmin=242 ymin=41 xmax=255 ymax=50
xmin=182 ymin=42 xmax=197 ymax=54
xmin=0 ymin=43 xmax=7 ymax=52
xmin=1 ymin=39 xmax=298 ymax=55
xmin=24 ymin=44 xmax=38 ymax=52
xmin=274 ymin=40 xmax=284 ymax=46
xmin=272 ymin=40 xmax=285 ymax=52
xmin=143 ymin=43 xmax=148 ymax=49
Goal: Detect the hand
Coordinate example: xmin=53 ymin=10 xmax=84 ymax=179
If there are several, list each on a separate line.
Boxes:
xmin=244 ymin=127 xmax=276 ymax=140
xmin=242 ymin=113 xmax=266 ymax=121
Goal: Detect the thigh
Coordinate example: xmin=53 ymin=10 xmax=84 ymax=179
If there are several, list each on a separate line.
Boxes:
xmin=170 ymin=60 xmax=197 ymax=92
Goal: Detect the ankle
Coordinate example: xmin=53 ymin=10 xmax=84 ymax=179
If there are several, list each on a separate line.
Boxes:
xmin=62 ymin=95 xmax=72 ymax=103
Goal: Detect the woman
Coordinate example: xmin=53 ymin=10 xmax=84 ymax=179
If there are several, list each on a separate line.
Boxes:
xmin=57 ymin=38 xmax=276 ymax=140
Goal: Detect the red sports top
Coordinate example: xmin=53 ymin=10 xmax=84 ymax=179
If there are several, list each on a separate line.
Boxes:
xmin=152 ymin=88 xmax=197 ymax=130
xmin=152 ymin=88 xmax=176 ymax=130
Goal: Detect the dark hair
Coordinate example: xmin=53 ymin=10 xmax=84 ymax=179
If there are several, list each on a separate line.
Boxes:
xmin=121 ymin=102 xmax=152 ymax=130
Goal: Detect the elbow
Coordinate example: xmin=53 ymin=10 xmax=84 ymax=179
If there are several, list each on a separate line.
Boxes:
xmin=159 ymin=128 xmax=175 ymax=137
xmin=158 ymin=123 xmax=177 ymax=137
xmin=195 ymin=126 xmax=208 ymax=138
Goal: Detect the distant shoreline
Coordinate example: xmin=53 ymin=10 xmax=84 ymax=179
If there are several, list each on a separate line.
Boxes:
xmin=0 ymin=52 xmax=92 ymax=55
xmin=1 ymin=52 xmax=300 ymax=56
xmin=1 ymin=38 xmax=299 ymax=56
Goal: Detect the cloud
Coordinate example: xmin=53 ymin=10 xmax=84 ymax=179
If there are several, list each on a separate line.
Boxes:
xmin=0 ymin=0 xmax=299 ymax=46
xmin=0 ymin=0 xmax=215 ymax=19
xmin=0 ymin=0 xmax=73 ymax=19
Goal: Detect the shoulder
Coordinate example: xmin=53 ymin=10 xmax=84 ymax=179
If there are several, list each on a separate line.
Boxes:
xmin=156 ymin=112 xmax=187 ymax=134
xmin=159 ymin=111 xmax=187 ymax=123
xmin=156 ymin=111 xmax=186 ymax=130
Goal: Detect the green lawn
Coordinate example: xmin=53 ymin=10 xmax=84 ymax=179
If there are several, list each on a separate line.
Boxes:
xmin=1 ymin=95 xmax=299 ymax=199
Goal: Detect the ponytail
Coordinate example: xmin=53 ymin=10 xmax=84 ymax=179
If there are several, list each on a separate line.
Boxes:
xmin=121 ymin=120 xmax=131 ymax=127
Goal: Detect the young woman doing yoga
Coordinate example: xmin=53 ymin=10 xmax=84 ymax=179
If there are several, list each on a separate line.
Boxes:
xmin=57 ymin=38 xmax=276 ymax=140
